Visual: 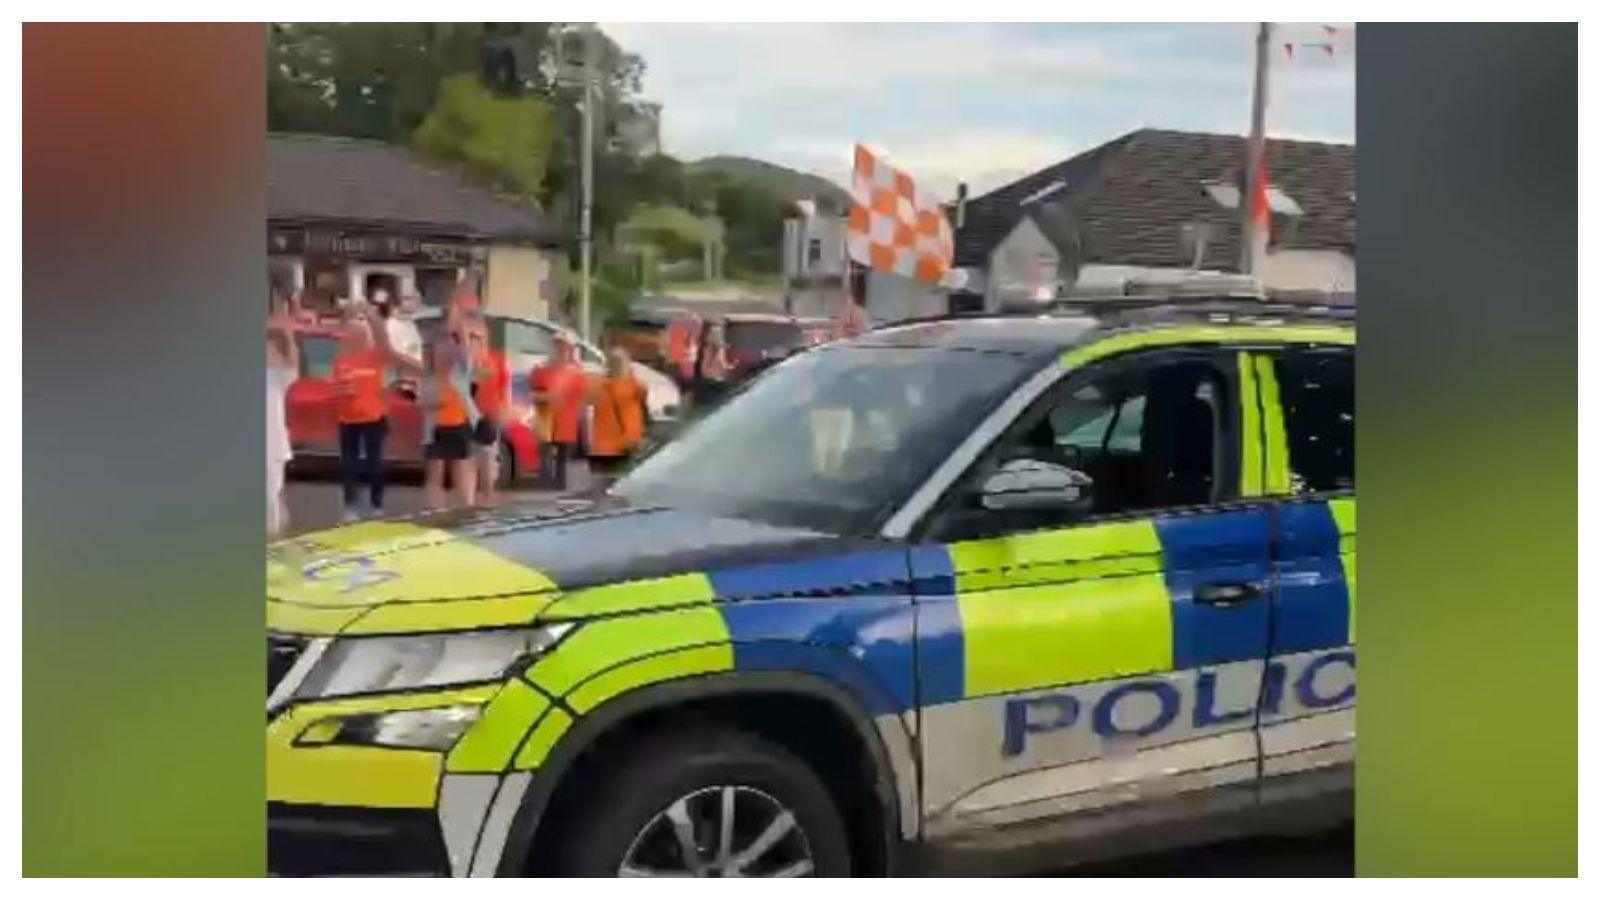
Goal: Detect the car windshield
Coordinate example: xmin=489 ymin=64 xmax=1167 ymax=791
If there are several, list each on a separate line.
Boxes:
xmin=615 ymin=346 xmax=1038 ymax=534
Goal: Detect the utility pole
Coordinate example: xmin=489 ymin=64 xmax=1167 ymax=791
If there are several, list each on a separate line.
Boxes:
xmin=578 ymin=23 xmax=597 ymax=341
xmin=1239 ymin=22 xmax=1271 ymax=276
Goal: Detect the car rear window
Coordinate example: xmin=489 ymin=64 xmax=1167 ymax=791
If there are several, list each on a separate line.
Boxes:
xmin=299 ymin=334 xmax=338 ymax=379
xmin=726 ymin=321 xmax=802 ymax=352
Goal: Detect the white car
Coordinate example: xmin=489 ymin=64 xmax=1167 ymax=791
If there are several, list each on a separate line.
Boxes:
xmin=415 ymin=309 xmax=682 ymax=439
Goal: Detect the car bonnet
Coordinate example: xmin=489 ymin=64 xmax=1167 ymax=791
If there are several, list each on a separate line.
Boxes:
xmin=266 ymin=501 xmax=850 ymax=637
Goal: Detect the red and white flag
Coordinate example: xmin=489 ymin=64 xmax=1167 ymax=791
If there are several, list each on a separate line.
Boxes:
xmin=1249 ymin=159 xmax=1274 ymax=257
xmin=846 ymin=144 xmax=954 ymax=285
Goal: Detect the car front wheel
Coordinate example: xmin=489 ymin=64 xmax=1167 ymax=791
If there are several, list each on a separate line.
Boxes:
xmin=547 ymin=726 xmax=851 ymax=877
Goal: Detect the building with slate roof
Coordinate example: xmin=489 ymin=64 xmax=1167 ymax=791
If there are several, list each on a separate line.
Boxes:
xmin=952 ymin=128 xmax=1355 ymax=308
xmin=268 ymin=132 xmax=566 ymax=319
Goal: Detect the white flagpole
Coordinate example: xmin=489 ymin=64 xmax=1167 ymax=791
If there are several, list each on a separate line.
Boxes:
xmin=1240 ymin=22 xmax=1272 ymax=277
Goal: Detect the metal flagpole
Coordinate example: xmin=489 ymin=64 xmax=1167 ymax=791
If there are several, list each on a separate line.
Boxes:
xmin=1239 ymin=22 xmax=1271 ymax=276
xmin=578 ymin=23 xmax=597 ymax=341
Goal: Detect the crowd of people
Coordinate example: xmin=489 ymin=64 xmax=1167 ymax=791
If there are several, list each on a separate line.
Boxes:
xmin=265 ymin=281 xmax=650 ymax=537
xmin=265 ymin=274 xmax=876 ymax=537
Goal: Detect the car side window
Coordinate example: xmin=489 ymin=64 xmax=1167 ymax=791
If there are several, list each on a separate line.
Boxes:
xmin=1273 ymin=348 xmax=1354 ymax=494
xmin=299 ymin=335 xmax=337 ymax=380
xmin=504 ymin=322 xmax=554 ymax=358
xmin=925 ymin=350 xmax=1238 ymax=542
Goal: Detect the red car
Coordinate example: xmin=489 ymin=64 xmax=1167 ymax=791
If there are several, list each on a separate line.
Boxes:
xmin=285 ymin=323 xmax=541 ymax=485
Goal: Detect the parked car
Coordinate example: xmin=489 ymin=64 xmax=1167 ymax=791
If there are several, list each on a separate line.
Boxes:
xmin=602 ymin=305 xmax=687 ymax=371
xmin=668 ymin=312 xmax=820 ymax=414
xmin=717 ymin=313 xmax=813 ymax=374
xmin=284 ymin=323 xmax=541 ymax=485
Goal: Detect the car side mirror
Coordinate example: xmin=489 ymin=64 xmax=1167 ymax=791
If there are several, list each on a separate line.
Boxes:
xmin=979 ymin=458 xmax=1094 ymax=512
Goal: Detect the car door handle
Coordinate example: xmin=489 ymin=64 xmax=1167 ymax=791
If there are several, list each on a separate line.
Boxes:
xmin=1194 ymin=581 xmax=1262 ymax=607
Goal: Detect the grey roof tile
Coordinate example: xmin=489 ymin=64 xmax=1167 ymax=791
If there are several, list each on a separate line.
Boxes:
xmin=267 ymin=132 xmax=561 ymax=244
xmin=954 ymin=128 xmax=1354 ymax=271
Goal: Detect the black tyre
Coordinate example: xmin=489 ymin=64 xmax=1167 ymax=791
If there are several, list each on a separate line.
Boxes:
xmin=548 ymin=726 xmax=852 ymax=877
xmin=497 ymin=439 xmax=517 ymax=489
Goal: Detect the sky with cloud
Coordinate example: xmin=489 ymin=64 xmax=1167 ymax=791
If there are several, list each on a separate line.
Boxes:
xmin=601 ymin=22 xmax=1355 ymax=199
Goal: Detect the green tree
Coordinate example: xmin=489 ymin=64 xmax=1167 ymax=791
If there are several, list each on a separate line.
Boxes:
xmin=635 ymin=154 xmax=690 ymax=207
xmin=699 ymin=178 xmax=788 ymax=276
xmin=269 ymin=23 xmax=528 ymax=141
xmin=412 ymin=73 xmax=557 ymax=201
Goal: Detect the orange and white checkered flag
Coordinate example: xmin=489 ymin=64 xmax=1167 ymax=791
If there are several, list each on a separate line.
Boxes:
xmin=846 ymin=144 xmax=954 ymax=285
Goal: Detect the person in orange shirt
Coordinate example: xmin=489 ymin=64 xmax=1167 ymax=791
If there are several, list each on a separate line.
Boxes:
xmin=529 ymin=332 xmax=588 ymax=490
xmin=331 ymin=310 xmax=392 ymax=521
xmin=587 ymin=346 xmax=648 ymax=480
xmin=666 ymin=313 xmax=700 ymax=386
xmin=372 ymin=312 xmax=480 ymax=511
xmin=465 ymin=320 xmax=511 ymax=506
xmin=417 ymin=338 xmax=480 ymax=510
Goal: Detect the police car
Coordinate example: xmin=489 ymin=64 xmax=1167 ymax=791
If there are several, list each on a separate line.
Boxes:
xmin=266 ymin=290 xmax=1355 ymax=876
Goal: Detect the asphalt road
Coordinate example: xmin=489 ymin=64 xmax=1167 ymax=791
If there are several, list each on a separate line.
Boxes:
xmin=1061 ymin=825 xmax=1351 ymax=876
xmin=279 ymin=469 xmax=1352 ymax=877
xmin=281 ymin=462 xmax=596 ymax=535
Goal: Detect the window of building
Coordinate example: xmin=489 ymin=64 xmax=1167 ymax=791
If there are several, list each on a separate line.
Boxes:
xmin=1203 ymin=181 xmax=1304 ymax=216
xmin=416 ymin=268 xmax=460 ymax=308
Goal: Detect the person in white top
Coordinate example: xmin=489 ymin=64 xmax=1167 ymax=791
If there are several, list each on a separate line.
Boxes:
xmin=266 ymin=292 xmax=299 ymax=537
xmin=385 ymin=292 xmax=426 ymax=369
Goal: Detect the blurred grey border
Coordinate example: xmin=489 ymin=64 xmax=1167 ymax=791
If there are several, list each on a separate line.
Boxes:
xmin=23 ymin=23 xmax=267 ymax=874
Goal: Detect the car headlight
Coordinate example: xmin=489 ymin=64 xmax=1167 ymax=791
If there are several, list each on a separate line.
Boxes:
xmin=296 ymin=704 xmax=486 ymax=751
xmin=292 ymin=624 xmax=574 ymax=702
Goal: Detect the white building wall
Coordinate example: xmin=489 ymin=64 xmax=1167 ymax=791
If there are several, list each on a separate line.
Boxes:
xmin=1256 ymin=249 xmax=1356 ymax=292
xmin=485 ymin=245 xmax=555 ymax=320
xmin=865 ymin=270 xmax=946 ymax=323
xmin=985 ymin=219 xmax=1064 ymax=311
xmin=1063 ymin=251 xmax=1355 ymax=297
xmin=783 ymin=214 xmax=853 ymax=320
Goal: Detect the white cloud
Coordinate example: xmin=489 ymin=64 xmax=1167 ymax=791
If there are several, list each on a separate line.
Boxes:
xmin=606 ymin=22 xmax=1117 ymax=99
xmin=756 ymin=131 xmax=1085 ymax=199
xmin=599 ymin=23 xmax=1353 ymax=197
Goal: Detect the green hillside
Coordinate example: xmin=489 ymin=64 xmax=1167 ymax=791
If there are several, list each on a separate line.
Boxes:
xmin=688 ymin=155 xmax=850 ymax=209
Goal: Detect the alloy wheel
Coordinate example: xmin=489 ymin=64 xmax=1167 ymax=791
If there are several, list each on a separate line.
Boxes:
xmin=618 ymin=785 xmax=816 ymax=878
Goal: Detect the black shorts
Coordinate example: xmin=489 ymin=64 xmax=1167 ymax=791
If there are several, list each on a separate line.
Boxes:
xmin=472 ymin=418 xmax=500 ymax=447
xmin=425 ymin=424 xmax=473 ymax=461
xmin=588 ymin=455 xmax=631 ymax=478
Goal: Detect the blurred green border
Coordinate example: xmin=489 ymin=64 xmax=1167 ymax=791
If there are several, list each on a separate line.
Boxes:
xmin=1357 ymin=24 xmax=1576 ymax=876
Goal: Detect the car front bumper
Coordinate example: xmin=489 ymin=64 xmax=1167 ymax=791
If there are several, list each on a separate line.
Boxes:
xmin=269 ymin=803 xmax=450 ymax=877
